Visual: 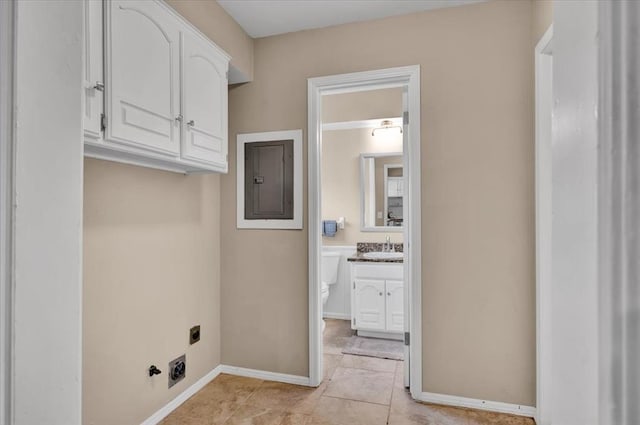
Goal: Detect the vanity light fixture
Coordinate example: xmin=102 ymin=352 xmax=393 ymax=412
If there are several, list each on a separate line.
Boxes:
xmin=372 ymin=119 xmax=403 ymax=136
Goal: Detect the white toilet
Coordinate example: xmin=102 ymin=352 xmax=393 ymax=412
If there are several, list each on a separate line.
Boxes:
xmin=321 ymin=251 xmax=341 ymax=331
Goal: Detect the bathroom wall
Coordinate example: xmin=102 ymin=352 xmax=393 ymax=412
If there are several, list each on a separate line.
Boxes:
xmin=83 ymin=159 xmax=221 ymax=425
xmin=322 ymin=127 xmax=403 ymax=246
xmin=222 ymin=0 xmax=537 ymax=406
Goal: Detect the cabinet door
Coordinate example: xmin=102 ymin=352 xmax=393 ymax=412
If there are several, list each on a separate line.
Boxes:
xmin=105 ymin=0 xmax=181 ymax=155
xmin=181 ymin=30 xmax=228 ymax=168
xmin=83 ymin=0 xmax=103 ymax=140
xmin=354 ymin=279 xmax=385 ymax=331
xmin=385 ymin=280 xmax=404 ymax=332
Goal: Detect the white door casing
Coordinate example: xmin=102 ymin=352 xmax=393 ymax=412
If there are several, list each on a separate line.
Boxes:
xmin=105 ymin=0 xmax=181 ymax=155
xmin=308 ymin=66 xmax=421 ymax=396
xmin=181 ymin=29 xmax=228 ymax=168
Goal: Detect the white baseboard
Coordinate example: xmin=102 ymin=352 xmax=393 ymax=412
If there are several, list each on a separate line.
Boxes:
xmin=219 ymin=364 xmax=311 ymax=387
xmin=140 ymin=365 xmax=223 ymax=425
xmin=417 ymin=392 xmax=536 ymax=418
xmin=323 ymin=312 xmax=350 ymax=320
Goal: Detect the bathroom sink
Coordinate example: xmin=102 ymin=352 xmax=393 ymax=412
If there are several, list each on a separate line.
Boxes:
xmin=362 ymin=251 xmax=404 ymax=259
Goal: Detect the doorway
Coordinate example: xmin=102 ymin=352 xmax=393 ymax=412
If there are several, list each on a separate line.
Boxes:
xmin=307 ymin=66 xmax=422 ymax=398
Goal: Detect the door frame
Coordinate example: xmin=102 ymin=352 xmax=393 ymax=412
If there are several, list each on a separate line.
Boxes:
xmin=307 ymin=65 xmax=422 ymax=398
xmin=0 ymin=0 xmax=14 ymax=422
xmin=535 ymin=25 xmax=553 ymax=425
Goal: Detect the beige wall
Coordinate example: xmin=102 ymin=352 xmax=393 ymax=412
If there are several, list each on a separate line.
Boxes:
xmin=532 ymin=0 xmax=553 ymax=45
xmin=322 ymin=128 xmax=403 ymax=246
xmin=166 ymin=0 xmax=254 ymax=82
xmin=222 ymin=0 xmax=536 ymax=406
xmin=83 ymin=159 xmax=221 ymax=425
xmin=323 ymin=88 xmax=403 ymax=123
xmin=221 ymin=1 xmax=535 ymax=405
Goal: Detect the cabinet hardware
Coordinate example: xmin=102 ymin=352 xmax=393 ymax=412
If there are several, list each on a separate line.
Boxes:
xmin=175 ymin=114 xmax=183 ymax=123
xmin=100 ymin=113 xmax=107 ymax=131
xmin=379 ymin=292 xmax=383 ymax=296
xmin=387 ymin=292 xmax=391 ymax=296
xmin=93 ymin=81 xmax=104 ymax=91
xmin=187 ymin=120 xmax=195 ymax=127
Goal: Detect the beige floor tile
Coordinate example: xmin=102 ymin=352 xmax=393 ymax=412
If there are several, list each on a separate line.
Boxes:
xmin=245 ymin=381 xmax=326 ymax=414
xmin=281 ymin=412 xmax=312 ymax=425
xmin=197 ymin=373 xmax=263 ymax=404
xmin=311 ymin=395 xmax=389 ymax=425
xmin=225 ymin=404 xmax=286 ymax=425
xmin=340 ymin=354 xmax=398 ymax=373
xmin=465 ymin=409 xmax=535 ymax=425
xmin=390 ymin=388 xmax=470 ymax=424
xmin=323 ymin=366 xmax=394 ymax=405
xmin=323 ymin=354 xmax=342 ymax=380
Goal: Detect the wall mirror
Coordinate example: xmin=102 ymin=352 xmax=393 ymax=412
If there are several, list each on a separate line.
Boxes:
xmin=360 ymin=153 xmax=404 ymax=232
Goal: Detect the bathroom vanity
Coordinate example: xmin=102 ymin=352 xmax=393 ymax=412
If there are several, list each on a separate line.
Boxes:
xmin=348 ymin=243 xmax=404 ymax=340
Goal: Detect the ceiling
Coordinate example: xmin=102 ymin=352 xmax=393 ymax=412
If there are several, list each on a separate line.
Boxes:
xmin=217 ymin=0 xmax=487 ymax=38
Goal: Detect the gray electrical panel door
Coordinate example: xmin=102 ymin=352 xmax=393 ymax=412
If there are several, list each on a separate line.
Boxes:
xmin=244 ymin=139 xmax=294 ymax=220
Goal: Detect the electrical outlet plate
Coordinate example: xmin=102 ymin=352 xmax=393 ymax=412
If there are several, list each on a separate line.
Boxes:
xmin=168 ymin=354 xmax=186 ymax=388
xmin=190 ymin=325 xmax=200 ymax=345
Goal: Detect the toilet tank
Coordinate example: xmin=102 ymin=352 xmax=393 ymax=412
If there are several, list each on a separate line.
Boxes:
xmin=321 ymin=251 xmax=341 ymax=285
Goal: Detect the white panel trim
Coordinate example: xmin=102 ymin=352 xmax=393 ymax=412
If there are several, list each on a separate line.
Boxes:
xmin=308 ymin=65 xmax=422 ymax=395
xmin=322 ymin=117 xmax=401 ymax=132
xmin=236 ymin=129 xmax=303 ymax=229
xmin=418 ymin=392 xmax=536 ymax=418
xmin=0 ymin=1 xmax=14 ymax=422
xmin=219 ymin=365 xmax=311 ymax=387
xmin=534 ymin=25 xmax=553 ymax=425
xmin=140 ymin=365 xmax=223 ymax=425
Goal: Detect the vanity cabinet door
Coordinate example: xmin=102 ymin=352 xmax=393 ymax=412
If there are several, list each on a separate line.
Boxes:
xmin=105 ymin=0 xmax=181 ymax=155
xmin=354 ymin=279 xmax=386 ymax=331
xmin=385 ymin=280 xmax=404 ymax=332
xmin=181 ymin=30 xmax=228 ymax=169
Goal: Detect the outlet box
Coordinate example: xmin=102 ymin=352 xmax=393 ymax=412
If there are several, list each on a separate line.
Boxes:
xmin=168 ymin=354 xmax=186 ymax=388
xmin=190 ymin=325 xmax=200 ymax=345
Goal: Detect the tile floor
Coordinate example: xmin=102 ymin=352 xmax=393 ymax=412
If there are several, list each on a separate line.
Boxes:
xmin=160 ymin=319 xmax=535 ymax=425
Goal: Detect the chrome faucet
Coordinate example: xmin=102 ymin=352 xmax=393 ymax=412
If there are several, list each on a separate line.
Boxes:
xmin=383 ymin=236 xmax=394 ymax=252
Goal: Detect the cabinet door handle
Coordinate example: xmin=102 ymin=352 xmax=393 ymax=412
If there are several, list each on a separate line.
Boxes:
xmin=387 ymin=292 xmax=391 ymax=296
xmin=187 ymin=120 xmax=195 ymax=127
xmin=175 ymin=114 xmax=183 ymax=123
xmin=93 ymin=81 xmax=104 ymax=92
xmin=379 ymin=292 xmax=383 ymax=296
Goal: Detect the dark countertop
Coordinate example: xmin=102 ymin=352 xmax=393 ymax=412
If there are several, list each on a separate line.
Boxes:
xmin=347 ymin=241 xmax=404 ymax=263
xmin=347 ymin=253 xmax=403 ymax=263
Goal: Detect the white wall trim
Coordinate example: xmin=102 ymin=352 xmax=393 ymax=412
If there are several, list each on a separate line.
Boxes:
xmin=219 ymin=365 xmax=311 ymax=387
xmin=0 ymin=0 xmax=14 ymax=423
xmin=534 ymin=24 xmax=553 ymax=425
xmin=322 ymin=117 xmax=401 ymax=132
xmin=418 ymin=392 xmax=536 ymax=418
xmin=140 ymin=365 xmax=223 ymax=425
xmin=236 ymin=129 xmax=303 ymax=229
xmin=308 ymin=65 xmax=422 ymax=397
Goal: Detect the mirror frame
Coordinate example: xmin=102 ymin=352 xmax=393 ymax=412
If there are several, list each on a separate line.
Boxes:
xmin=359 ymin=152 xmax=403 ymax=232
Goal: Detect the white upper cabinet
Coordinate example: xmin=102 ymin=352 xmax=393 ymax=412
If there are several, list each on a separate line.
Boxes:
xmin=105 ymin=0 xmax=181 ymax=155
xmin=181 ymin=30 xmax=228 ymax=170
xmin=83 ymin=0 xmax=103 ymax=140
xmin=83 ymin=0 xmax=230 ymax=173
